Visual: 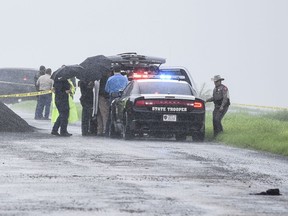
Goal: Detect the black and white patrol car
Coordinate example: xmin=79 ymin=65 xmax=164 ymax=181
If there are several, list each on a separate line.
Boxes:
xmin=109 ymin=79 xmax=205 ymax=141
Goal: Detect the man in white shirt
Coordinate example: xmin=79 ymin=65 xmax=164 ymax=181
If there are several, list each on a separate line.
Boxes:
xmin=35 ymin=68 xmax=54 ymax=120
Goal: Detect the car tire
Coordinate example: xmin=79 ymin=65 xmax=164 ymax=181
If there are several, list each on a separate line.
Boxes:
xmin=109 ymin=109 xmax=121 ymax=138
xmin=109 ymin=122 xmax=120 ymax=138
xmin=175 ymin=133 xmax=187 ymax=141
xmin=123 ymin=112 xmax=134 ymax=140
xmin=191 ymin=130 xmax=205 ymax=142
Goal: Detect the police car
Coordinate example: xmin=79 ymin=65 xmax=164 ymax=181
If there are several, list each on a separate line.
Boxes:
xmin=107 ymin=53 xmax=198 ymax=94
xmin=0 ymin=68 xmax=38 ymax=104
xmin=109 ymin=79 xmax=205 ymax=141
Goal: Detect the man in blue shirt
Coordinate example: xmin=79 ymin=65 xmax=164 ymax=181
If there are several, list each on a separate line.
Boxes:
xmin=105 ymin=66 xmax=128 ymax=135
xmin=105 ymin=66 xmax=128 ymax=103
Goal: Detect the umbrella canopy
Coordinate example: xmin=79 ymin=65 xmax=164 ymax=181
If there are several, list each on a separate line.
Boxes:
xmin=51 ymin=64 xmax=84 ymax=81
xmin=79 ymin=55 xmax=112 ymax=81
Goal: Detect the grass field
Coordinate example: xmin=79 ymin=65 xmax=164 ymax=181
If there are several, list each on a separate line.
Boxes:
xmin=10 ymin=101 xmax=288 ymax=156
xmin=206 ymin=106 xmax=288 ymax=156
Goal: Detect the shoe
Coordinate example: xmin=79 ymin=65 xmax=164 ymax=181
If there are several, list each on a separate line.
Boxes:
xmin=51 ymin=131 xmax=60 ymax=136
xmin=43 ymin=117 xmax=51 ymax=120
xmin=60 ymin=132 xmax=72 ymax=137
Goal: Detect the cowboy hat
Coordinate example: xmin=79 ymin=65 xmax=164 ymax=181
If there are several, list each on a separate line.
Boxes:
xmin=211 ymin=75 xmax=224 ymax=82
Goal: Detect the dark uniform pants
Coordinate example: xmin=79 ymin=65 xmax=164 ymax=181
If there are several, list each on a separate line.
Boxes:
xmin=52 ymin=100 xmax=69 ymax=134
xmin=213 ymin=106 xmax=229 ymax=137
xmin=81 ymin=105 xmax=97 ymax=135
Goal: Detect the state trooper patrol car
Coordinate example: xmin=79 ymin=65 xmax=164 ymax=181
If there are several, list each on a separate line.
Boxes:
xmin=107 ymin=53 xmax=205 ymax=141
xmin=109 ymin=79 xmax=205 ymax=141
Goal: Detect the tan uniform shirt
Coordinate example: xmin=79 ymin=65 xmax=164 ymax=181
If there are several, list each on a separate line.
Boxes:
xmin=207 ymin=84 xmax=230 ymax=108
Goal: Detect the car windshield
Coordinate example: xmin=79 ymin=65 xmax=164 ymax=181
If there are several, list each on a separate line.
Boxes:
xmin=138 ymin=82 xmax=193 ymax=95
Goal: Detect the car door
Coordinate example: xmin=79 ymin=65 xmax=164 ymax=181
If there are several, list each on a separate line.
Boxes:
xmin=115 ymin=81 xmax=134 ymax=123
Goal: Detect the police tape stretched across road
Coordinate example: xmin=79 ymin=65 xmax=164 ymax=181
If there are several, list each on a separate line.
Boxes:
xmin=0 ymin=90 xmax=52 ymax=98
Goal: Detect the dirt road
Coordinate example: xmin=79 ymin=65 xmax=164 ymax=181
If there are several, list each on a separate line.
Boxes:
xmin=0 ymin=110 xmax=287 ymax=215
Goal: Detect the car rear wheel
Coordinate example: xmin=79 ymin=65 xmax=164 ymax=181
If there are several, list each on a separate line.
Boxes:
xmin=191 ymin=130 xmax=205 ymax=142
xmin=175 ymin=133 xmax=187 ymax=141
xmin=123 ymin=112 xmax=134 ymax=140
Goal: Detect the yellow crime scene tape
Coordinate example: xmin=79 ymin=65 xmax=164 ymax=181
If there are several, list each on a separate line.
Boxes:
xmin=233 ymin=103 xmax=288 ymax=111
xmin=0 ymin=80 xmax=35 ymax=87
xmin=0 ymin=90 xmax=52 ymax=98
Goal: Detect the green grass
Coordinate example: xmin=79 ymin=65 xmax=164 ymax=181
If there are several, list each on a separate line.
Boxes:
xmin=206 ymin=109 xmax=288 ymax=156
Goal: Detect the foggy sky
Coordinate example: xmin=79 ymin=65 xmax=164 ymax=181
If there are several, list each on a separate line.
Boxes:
xmin=0 ymin=0 xmax=287 ymax=107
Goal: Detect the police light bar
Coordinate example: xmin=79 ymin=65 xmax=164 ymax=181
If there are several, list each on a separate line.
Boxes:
xmin=129 ymin=72 xmax=186 ymax=80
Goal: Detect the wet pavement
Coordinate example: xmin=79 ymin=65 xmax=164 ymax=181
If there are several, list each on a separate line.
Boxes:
xmin=0 ymin=109 xmax=287 ymax=215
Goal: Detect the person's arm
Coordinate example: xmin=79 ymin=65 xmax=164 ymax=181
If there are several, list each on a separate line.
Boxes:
xmin=105 ymin=80 xmax=110 ymax=94
xmin=220 ymin=87 xmax=229 ymax=110
xmin=206 ymin=97 xmax=213 ymax=102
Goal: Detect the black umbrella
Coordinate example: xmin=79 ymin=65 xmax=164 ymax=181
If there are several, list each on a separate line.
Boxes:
xmin=51 ymin=64 xmax=84 ymax=81
xmin=79 ymin=55 xmax=112 ymax=81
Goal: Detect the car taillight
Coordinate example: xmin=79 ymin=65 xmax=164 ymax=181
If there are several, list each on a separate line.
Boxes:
xmin=135 ymin=99 xmax=203 ymax=108
xmin=131 ymin=73 xmax=149 ymax=79
xmin=194 ymin=101 xmax=204 ymax=109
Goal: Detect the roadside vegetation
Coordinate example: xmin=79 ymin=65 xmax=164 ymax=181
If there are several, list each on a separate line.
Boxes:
xmin=205 ymin=105 xmax=288 ymax=156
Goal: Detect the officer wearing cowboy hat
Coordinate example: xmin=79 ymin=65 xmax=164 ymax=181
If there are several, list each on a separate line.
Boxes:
xmin=206 ymin=75 xmax=230 ymax=137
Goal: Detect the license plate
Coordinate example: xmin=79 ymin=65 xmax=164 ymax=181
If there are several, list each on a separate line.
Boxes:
xmin=163 ymin=114 xmax=177 ymax=122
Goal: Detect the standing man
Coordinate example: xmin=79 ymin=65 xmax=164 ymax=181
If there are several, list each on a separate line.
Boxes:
xmin=34 ymin=65 xmax=46 ymax=119
xmin=34 ymin=65 xmax=46 ymax=91
xmin=51 ymin=79 xmax=72 ymax=137
xmin=105 ymin=66 xmax=128 ymax=134
xmin=79 ymin=80 xmax=97 ymax=136
xmin=206 ymin=75 xmax=230 ymax=137
xmin=97 ymin=74 xmax=110 ymax=136
xmin=105 ymin=66 xmax=128 ymax=104
xmin=35 ymin=68 xmax=53 ymax=120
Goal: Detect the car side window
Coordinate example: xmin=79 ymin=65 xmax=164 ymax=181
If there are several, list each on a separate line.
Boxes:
xmin=121 ymin=82 xmax=133 ymax=97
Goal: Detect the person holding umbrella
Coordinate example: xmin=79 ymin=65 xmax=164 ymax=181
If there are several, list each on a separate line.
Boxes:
xmin=79 ymin=80 xmax=97 ymax=136
xmin=51 ymin=78 xmax=73 ymax=137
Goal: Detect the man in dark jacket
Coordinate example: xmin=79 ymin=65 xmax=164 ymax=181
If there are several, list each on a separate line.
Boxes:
xmin=206 ymin=75 xmax=230 ymax=137
xmin=51 ymin=79 xmax=72 ymax=137
xmin=79 ymin=81 xmax=97 ymax=136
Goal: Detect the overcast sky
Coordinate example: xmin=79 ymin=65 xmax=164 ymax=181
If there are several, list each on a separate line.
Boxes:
xmin=0 ymin=0 xmax=287 ymax=107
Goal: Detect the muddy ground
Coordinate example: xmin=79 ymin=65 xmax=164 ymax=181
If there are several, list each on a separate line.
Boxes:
xmin=0 ymin=109 xmax=287 ymax=216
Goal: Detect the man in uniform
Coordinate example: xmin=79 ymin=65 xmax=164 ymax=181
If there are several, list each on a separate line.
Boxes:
xmin=206 ymin=75 xmax=230 ymax=137
xmin=51 ymin=79 xmax=72 ymax=137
